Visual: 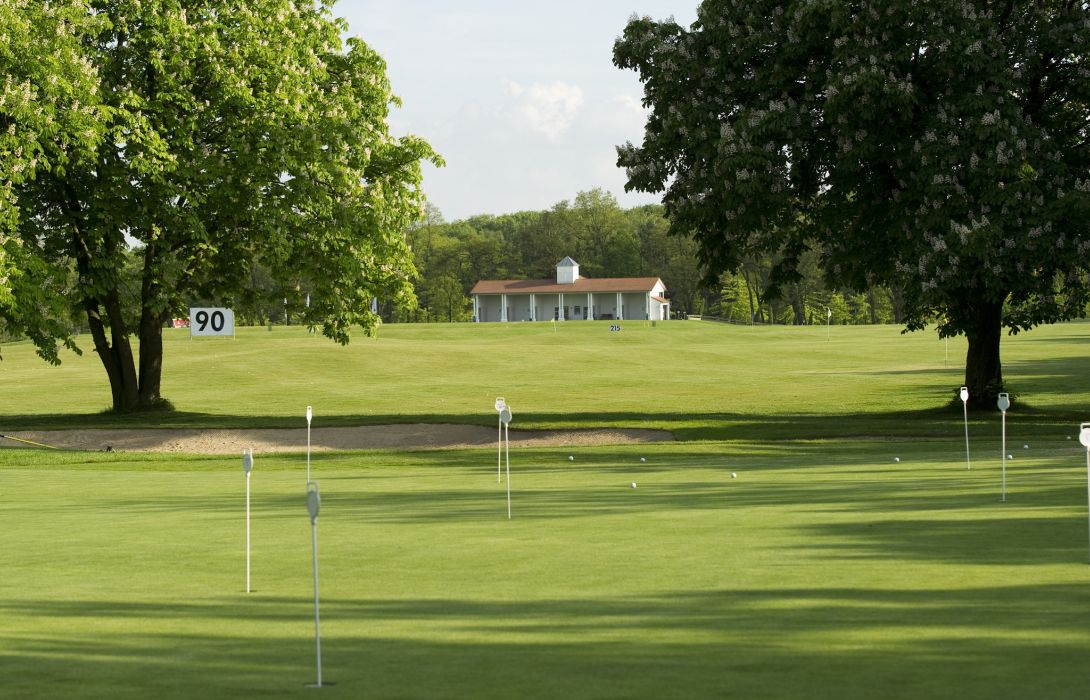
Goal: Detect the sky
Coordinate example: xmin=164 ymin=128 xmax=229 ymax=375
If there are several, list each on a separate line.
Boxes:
xmin=334 ymin=1 xmax=700 ymax=222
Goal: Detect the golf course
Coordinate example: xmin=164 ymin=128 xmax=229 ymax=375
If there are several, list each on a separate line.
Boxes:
xmin=2 ymin=320 xmax=1089 ymax=699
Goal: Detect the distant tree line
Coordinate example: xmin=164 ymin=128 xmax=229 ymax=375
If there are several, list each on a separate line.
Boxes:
xmin=386 ymin=187 xmax=905 ymax=326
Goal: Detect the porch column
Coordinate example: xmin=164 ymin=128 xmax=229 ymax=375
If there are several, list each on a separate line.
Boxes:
xmin=559 ymin=293 xmax=565 ymax=321
xmin=501 ymin=294 xmax=508 ymax=322
xmin=473 ymin=295 xmax=479 ymax=322
xmin=616 ymin=292 xmax=623 ymax=320
xmin=646 ymin=292 xmax=651 ymax=320
xmin=530 ymin=293 xmax=536 ymax=321
xmin=588 ymin=293 xmax=593 ymax=320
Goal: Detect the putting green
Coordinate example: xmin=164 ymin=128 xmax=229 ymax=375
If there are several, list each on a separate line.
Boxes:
xmin=3 ymin=440 xmax=1089 ymax=699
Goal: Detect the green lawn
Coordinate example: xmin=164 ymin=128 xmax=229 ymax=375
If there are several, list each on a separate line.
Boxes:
xmin=3 ymin=441 xmax=1090 ymax=699
xmin=3 ymin=320 xmax=1090 ymax=698
xmin=2 ymin=319 xmax=1089 ymax=438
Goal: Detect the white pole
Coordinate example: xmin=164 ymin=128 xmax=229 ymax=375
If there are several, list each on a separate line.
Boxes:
xmin=311 ymin=519 xmax=322 ymax=686
xmin=306 ymin=482 xmax=322 ymax=687
xmin=961 ymin=386 xmax=971 ymax=470
xmin=505 ymin=422 xmax=511 ymax=520
xmin=1081 ymin=424 xmax=1090 ymax=564
xmin=1001 ymin=409 xmax=1007 ymax=501
xmin=246 ymin=469 xmax=251 ymax=593
xmin=306 ymin=406 xmax=313 ymax=483
xmin=826 ymin=308 xmax=831 ymax=340
xmin=497 ymin=413 xmax=502 ymax=483
xmin=242 ymin=448 xmax=254 ymax=594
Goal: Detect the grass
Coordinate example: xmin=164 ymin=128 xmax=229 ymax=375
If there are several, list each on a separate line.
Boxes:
xmin=3 ymin=441 xmax=1090 ymax=699
xmin=1 ymin=319 xmax=1089 ymax=438
xmin=3 ymin=320 xmax=1090 ymax=698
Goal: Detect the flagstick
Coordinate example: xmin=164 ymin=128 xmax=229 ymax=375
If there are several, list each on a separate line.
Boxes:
xmin=306 ymin=405 xmax=313 ymax=483
xmin=505 ymin=421 xmax=511 ymax=520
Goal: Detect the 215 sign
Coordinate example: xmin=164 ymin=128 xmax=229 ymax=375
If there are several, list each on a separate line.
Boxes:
xmin=189 ymin=308 xmax=235 ymax=337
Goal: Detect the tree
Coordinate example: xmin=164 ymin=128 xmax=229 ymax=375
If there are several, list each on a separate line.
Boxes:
xmin=1 ymin=0 xmax=102 ymax=351
xmin=8 ymin=0 xmax=439 ymax=411
xmin=615 ymin=1 xmax=1090 ymax=404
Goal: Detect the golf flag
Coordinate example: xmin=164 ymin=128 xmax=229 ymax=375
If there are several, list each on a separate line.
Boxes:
xmin=827 ymin=307 xmax=832 ymax=319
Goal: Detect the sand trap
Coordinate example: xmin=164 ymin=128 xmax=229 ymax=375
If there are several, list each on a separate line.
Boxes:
xmin=1 ymin=424 xmax=674 ymax=454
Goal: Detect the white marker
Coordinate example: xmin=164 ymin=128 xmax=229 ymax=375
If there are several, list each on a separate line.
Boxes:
xmin=1080 ymin=423 xmax=1090 ymax=564
xmin=306 ymin=481 xmax=323 ymax=688
xmin=243 ymin=448 xmax=254 ymax=593
xmin=495 ymin=398 xmax=506 ymax=483
xmin=306 ymin=405 xmax=313 ymax=483
xmin=500 ymin=405 xmax=513 ymax=519
xmin=998 ymin=393 xmax=1010 ymax=502
xmin=960 ymin=386 xmax=971 ymax=470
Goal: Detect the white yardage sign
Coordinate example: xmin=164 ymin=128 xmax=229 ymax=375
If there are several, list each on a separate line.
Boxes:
xmin=189 ymin=307 xmax=235 ymax=337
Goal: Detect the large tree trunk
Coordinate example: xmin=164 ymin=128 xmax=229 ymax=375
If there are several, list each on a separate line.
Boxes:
xmin=75 ymin=240 xmax=140 ymax=412
xmin=890 ymin=284 xmax=905 ymax=324
xmin=138 ymin=309 xmax=166 ymax=406
xmin=83 ymin=290 xmax=141 ymax=412
xmin=137 ymin=243 xmax=167 ymax=407
xmin=963 ymin=298 xmax=1004 ymax=408
xmin=790 ymin=284 xmax=806 ymax=325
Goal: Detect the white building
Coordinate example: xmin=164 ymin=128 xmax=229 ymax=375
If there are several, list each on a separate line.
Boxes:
xmin=470 ymin=257 xmax=670 ymax=322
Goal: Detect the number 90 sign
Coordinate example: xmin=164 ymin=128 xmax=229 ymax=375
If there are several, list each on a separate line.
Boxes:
xmin=189 ymin=307 xmax=235 ymax=337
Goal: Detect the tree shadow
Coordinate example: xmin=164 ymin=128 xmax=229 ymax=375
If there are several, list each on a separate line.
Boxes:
xmin=4 ymin=585 xmax=1090 ymax=699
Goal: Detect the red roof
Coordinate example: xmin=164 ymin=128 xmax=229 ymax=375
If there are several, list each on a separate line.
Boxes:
xmin=470 ymin=277 xmax=664 ymax=295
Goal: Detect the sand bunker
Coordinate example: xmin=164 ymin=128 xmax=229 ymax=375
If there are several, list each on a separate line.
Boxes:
xmin=1 ymin=424 xmax=674 ymax=454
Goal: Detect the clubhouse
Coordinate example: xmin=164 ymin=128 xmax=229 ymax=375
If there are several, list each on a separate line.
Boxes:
xmin=470 ymin=257 xmax=670 ymax=322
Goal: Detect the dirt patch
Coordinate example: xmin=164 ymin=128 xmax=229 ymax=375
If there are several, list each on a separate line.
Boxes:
xmin=1 ymin=424 xmax=674 ymax=454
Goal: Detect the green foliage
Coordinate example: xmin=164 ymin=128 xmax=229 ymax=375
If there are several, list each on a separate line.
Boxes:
xmin=615 ymin=1 xmax=1090 ymax=396
xmin=0 ymin=0 xmax=103 ymax=323
xmin=4 ymin=0 xmax=438 ymax=409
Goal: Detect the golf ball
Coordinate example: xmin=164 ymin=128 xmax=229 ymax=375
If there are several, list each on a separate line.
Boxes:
xmin=630 ymin=482 xmax=637 ymax=489
xmin=568 ymin=455 xmax=574 ymax=461
xmin=1023 ymin=444 xmax=1029 ymax=449
xmin=731 ymin=472 xmax=737 ymax=479
xmin=894 ymin=457 xmax=900 ymax=463
xmin=640 ymin=457 xmax=646 ymax=463
xmin=1007 ymin=454 xmax=1013 ymax=459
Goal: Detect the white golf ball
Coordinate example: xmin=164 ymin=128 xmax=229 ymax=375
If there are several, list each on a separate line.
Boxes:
xmin=630 ymin=482 xmax=637 ymax=489
xmin=894 ymin=457 xmax=900 ymax=463
xmin=731 ymin=472 xmax=737 ymax=479
xmin=640 ymin=457 xmax=646 ymax=462
xmin=1023 ymin=444 xmax=1029 ymax=449
xmin=568 ymin=455 xmax=574 ymax=461
xmin=1068 ymin=436 xmax=1073 ymax=440
xmin=1007 ymin=454 xmax=1013 ymax=459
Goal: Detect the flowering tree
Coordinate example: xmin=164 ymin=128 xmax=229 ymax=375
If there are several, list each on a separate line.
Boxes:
xmin=1 ymin=1 xmax=101 ymax=337
xmin=6 ymin=0 xmax=438 ymax=411
xmin=615 ymin=1 xmax=1090 ymax=404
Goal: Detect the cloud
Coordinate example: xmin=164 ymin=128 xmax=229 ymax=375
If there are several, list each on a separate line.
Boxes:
xmin=506 ymin=80 xmax=584 ymax=141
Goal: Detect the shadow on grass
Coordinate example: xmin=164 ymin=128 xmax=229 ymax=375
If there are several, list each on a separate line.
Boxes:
xmin=1 ymin=404 xmax=1083 ymax=444
xmin=3 ymin=584 xmax=1090 ymax=699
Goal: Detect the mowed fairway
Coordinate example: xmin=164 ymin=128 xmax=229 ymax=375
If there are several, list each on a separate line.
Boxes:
xmin=3 ymin=321 xmax=1090 ymax=698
